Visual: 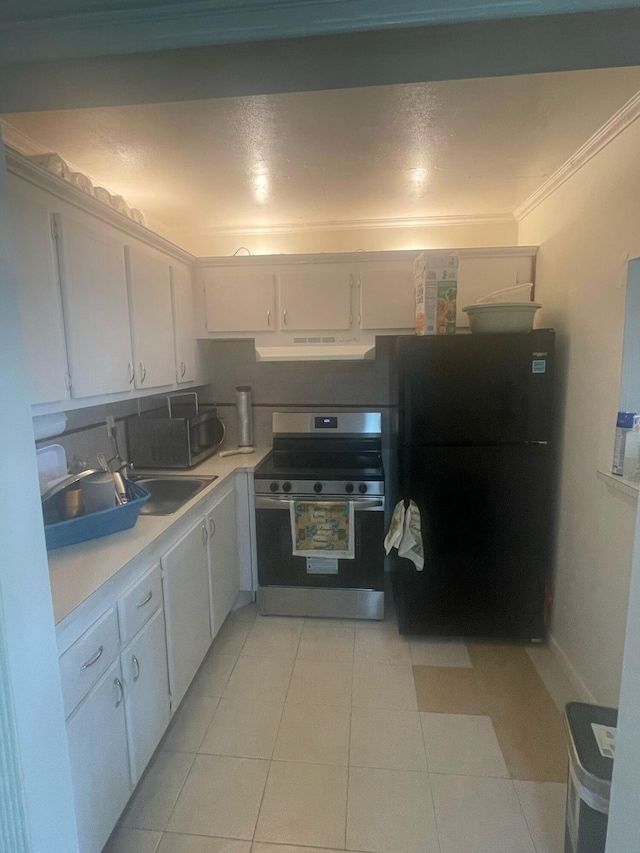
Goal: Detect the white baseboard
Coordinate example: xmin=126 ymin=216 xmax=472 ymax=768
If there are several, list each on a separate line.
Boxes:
xmin=548 ymin=633 xmax=596 ymax=704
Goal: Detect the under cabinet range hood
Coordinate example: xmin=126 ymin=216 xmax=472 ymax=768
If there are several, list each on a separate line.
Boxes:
xmin=255 ymin=339 xmax=376 ymax=362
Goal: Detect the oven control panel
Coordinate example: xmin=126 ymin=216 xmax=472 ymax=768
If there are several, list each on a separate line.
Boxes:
xmin=255 ymin=479 xmax=384 ymax=496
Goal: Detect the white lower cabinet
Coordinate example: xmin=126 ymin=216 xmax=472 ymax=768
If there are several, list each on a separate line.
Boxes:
xmin=161 ymin=518 xmax=213 ymax=710
xmin=206 ymin=480 xmax=241 ymax=638
xmin=66 ymin=658 xmax=131 ymax=853
xmin=121 ymin=607 xmax=171 ymax=784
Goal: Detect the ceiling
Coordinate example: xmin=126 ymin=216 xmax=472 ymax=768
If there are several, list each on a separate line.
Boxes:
xmin=4 ymin=66 xmax=640 ymax=245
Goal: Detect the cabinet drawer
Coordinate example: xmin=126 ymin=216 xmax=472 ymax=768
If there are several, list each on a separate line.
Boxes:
xmin=117 ymin=564 xmax=162 ymax=644
xmin=60 ymin=608 xmax=119 ymax=718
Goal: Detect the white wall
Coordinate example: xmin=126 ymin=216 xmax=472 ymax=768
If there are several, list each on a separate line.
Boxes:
xmin=518 ymin=117 xmax=640 ymax=705
xmin=170 ymin=219 xmax=518 ymax=257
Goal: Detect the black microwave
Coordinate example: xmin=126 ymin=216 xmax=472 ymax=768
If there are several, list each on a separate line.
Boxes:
xmin=127 ymin=402 xmax=225 ymax=469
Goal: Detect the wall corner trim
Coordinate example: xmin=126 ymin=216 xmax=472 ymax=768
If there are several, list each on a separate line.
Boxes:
xmin=514 ymin=89 xmax=640 ymax=222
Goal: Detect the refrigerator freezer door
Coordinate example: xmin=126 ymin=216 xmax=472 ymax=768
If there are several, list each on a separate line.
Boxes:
xmin=393 ymin=444 xmax=554 ymax=639
xmin=399 ymin=330 xmax=555 ymax=446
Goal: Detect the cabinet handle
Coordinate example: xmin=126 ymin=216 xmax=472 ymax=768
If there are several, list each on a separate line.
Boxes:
xmin=139 ymin=362 xmax=146 ymax=383
xmin=114 ymin=677 xmax=124 ymax=707
xmin=80 ymin=645 xmax=104 ymax=670
xmin=208 ymin=517 xmax=216 ymax=536
xmin=180 ymin=361 xmax=186 ymax=378
xmin=64 ymin=372 xmax=72 ymax=392
xmin=136 ymin=591 xmax=153 ymax=609
xmin=132 ymin=655 xmax=140 ymax=682
xmin=127 ymin=362 xmax=135 ymax=384
xmin=283 ymin=309 xmax=288 ymax=326
xmin=266 ymin=309 xmax=271 ymax=327
xmin=202 ymin=523 xmax=209 ymax=545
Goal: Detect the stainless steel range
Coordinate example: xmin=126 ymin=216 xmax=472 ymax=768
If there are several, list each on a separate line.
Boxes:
xmin=254 ymin=412 xmax=385 ymax=620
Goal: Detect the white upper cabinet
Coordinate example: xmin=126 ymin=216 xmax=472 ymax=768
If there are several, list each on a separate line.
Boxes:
xmin=278 ymin=266 xmax=352 ymax=330
xmin=56 ymin=213 xmax=134 ymax=398
xmin=125 ymin=244 xmax=175 ymax=389
xmin=8 ymin=176 xmax=70 ymax=404
xmin=359 ymin=264 xmax=415 ymax=329
xmin=205 ymin=269 xmax=277 ymax=332
xmin=171 ymin=264 xmax=197 ymax=383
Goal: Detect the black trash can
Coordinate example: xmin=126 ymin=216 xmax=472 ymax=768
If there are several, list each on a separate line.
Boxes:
xmin=564 ymin=702 xmax=617 ymax=853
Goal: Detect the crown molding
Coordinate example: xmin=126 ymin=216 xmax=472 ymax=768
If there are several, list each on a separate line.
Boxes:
xmin=175 ymin=213 xmax=515 ymax=239
xmin=196 ymin=245 xmax=538 ymax=266
xmin=515 ymin=88 xmax=640 ymax=221
xmin=3 ymin=146 xmax=195 ymax=266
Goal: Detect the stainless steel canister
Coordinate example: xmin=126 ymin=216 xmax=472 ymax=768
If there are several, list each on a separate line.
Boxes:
xmin=236 ymin=386 xmax=253 ymax=447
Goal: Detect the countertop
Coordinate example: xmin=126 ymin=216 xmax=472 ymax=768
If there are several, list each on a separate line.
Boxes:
xmin=48 ymin=448 xmax=271 ymax=627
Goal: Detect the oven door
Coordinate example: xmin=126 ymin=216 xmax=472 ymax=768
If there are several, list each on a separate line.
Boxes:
xmin=256 ymin=495 xmax=386 ymax=618
xmin=255 ymin=495 xmax=385 ymax=592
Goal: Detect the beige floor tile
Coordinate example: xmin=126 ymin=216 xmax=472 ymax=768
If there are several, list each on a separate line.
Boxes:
xmin=229 ymin=601 xmax=260 ymax=622
xmin=252 ymin=845 xmax=342 ymax=853
xmin=346 ymin=766 xmax=439 ymax=853
xmin=223 ymin=656 xmax=294 ymax=702
xmin=190 ymin=653 xmax=238 ymax=698
xmin=409 ymin=638 xmax=472 ymax=668
xmin=200 ymin=698 xmax=284 ymax=759
xmin=158 ymin=834 xmax=251 ymax=853
xmin=352 ymin=663 xmax=417 ymax=710
xmin=469 ymin=645 xmax=568 ymax=782
xmin=430 ymin=774 xmax=536 ymax=853
xmin=124 ymin=751 xmax=195 ymax=831
xmin=255 ymin=761 xmax=348 ymax=848
xmin=354 ymin=629 xmax=411 ymax=665
xmin=514 ymin=781 xmax=567 ymax=853
xmin=104 ymin=827 xmax=162 ymax=853
xmin=166 ymin=754 xmax=269 ymax=839
xmin=297 ymin=622 xmax=355 ymax=662
xmin=286 ymin=659 xmax=353 ymax=706
xmin=421 ymin=713 xmax=508 ymax=777
xmin=242 ymin=620 xmax=303 ymax=660
xmin=350 ymin=707 xmax=427 ymax=771
xmin=413 ymin=666 xmax=491 ymax=715
xmin=273 ymin=703 xmax=351 ymax=765
xmin=161 ymin=694 xmax=220 ymax=753
xmin=213 ymin=619 xmax=252 ymax=656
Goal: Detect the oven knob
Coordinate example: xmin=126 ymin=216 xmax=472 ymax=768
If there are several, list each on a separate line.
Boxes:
xmin=282 ymin=482 xmax=292 ymax=493
xmin=314 ymin=482 xmax=323 ymax=493
xmin=269 ymin=482 xmax=279 ymax=493
xmin=358 ymin=483 xmax=368 ymax=494
xmin=345 ymin=483 xmax=354 ymax=494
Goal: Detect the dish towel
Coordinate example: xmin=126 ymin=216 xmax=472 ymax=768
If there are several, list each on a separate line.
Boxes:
xmin=384 ymin=500 xmax=424 ymax=570
xmin=290 ymin=500 xmax=355 ymax=559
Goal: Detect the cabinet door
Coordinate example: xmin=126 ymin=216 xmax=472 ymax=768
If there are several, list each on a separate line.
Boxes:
xmin=279 ymin=266 xmax=352 ymax=330
xmin=66 ymin=659 xmax=131 ymax=853
xmin=359 ymin=265 xmax=415 ymax=329
xmin=207 ymin=482 xmax=240 ymax=638
xmin=125 ymin=244 xmax=175 ymax=389
xmin=56 ymin=213 xmax=134 ymax=398
xmin=161 ymin=519 xmax=212 ymax=709
xmin=204 ymin=270 xmax=277 ymax=332
xmin=122 ymin=607 xmax=171 ymax=784
xmin=8 ymin=177 xmax=70 ymax=404
xmin=171 ymin=264 xmax=197 ymax=383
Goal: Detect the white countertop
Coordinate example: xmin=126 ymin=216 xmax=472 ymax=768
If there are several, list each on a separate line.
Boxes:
xmin=48 ymin=448 xmax=271 ymax=627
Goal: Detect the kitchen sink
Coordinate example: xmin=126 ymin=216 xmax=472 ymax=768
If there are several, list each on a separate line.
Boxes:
xmin=135 ymin=475 xmax=218 ymax=515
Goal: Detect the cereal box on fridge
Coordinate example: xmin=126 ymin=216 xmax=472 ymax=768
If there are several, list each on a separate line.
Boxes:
xmin=414 ymin=253 xmax=458 ymax=335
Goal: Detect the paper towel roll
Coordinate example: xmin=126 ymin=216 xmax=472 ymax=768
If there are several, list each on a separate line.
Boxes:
xmin=236 ymin=386 xmax=253 ymax=448
xmin=32 ymin=412 xmax=68 ymax=441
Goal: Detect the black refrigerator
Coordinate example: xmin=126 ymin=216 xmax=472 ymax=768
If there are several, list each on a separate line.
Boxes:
xmin=391 ymin=329 xmax=556 ymax=641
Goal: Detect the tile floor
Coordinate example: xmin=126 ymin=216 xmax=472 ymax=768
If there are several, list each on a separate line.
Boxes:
xmin=105 ymin=600 xmax=569 ymax=853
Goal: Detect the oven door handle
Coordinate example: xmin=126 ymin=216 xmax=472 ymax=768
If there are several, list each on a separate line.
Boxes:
xmin=255 ymin=496 xmax=384 ymax=511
